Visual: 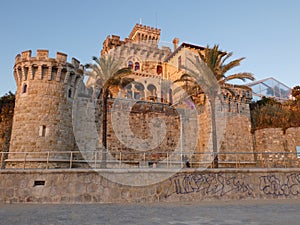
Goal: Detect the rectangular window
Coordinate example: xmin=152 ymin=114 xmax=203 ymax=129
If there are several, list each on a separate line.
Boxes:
xmin=296 ymin=146 xmax=300 ymax=158
xmin=39 ymin=125 xmax=47 ymax=137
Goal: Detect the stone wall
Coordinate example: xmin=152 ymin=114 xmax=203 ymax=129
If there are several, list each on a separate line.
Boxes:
xmin=105 ymin=97 xmax=255 ymax=168
xmin=1 ymin=168 xmax=300 ymax=203
xmin=220 ymin=113 xmax=254 ymax=163
xmin=254 ymin=127 xmax=300 ymax=167
xmin=0 ymin=96 xmax=14 ymax=168
xmin=251 ymin=127 xmax=300 ymax=158
xmin=191 ymin=98 xmax=255 ymax=167
xmin=106 ymin=100 xmax=181 ymax=163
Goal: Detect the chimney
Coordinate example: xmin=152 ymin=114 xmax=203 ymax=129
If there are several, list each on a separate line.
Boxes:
xmin=172 ymin=38 xmax=179 ymax=51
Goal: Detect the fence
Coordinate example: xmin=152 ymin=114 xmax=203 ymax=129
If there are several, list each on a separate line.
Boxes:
xmin=1 ymin=151 xmax=299 ymax=170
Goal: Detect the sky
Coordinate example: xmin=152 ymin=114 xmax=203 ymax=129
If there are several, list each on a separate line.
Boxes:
xmin=0 ymin=0 xmax=299 ymax=96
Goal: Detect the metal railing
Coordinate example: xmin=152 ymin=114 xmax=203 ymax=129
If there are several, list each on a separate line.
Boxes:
xmin=0 ymin=151 xmax=299 ymax=170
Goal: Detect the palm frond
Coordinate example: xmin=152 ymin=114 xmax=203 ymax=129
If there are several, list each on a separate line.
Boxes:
xmin=231 ymin=84 xmax=253 ymax=91
xmin=185 ymin=56 xmax=219 ymax=92
xmin=115 ymin=67 xmax=132 ymax=76
xmin=86 ymin=55 xmax=132 ymax=93
xmin=221 ymin=57 xmax=245 ymax=75
xmin=220 ymin=51 xmax=233 ymax=66
xmin=223 ymin=73 xmax=255 ymax=83
xmin=174 ymin=76 xmax=196 ymax=84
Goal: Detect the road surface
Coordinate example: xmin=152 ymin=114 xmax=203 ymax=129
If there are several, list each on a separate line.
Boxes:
xmin=0 ymin=199 xmax=300 ymax=225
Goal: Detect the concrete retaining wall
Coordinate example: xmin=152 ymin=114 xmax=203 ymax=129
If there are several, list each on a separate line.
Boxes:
xmin=1 ymin=168 xmax=300 ymax=203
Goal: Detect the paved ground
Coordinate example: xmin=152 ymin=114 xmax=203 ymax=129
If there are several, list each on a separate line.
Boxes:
xmin=0 ymin=199 xmax=300 ymax=225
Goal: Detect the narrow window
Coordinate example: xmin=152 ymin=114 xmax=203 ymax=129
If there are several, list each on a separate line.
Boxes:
xmin=157 ymin=65 xmax=162 ymax=75
xmin=128 ymin=61 xmax=133 ymax=69
xmin=134 ymin=62 xmax=140 ymax=71
xmin=178 ymin=56 xmax=182 ymax=69
xmin=22 ymin=84 xmax=27 ymax=93
xmin=68 ymin=89 xmax=72 ymax=98
xmin=39 ymin=125 xmax=46 ymax=137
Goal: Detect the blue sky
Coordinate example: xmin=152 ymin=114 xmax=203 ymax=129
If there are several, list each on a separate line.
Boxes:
xmin=0 ymin=0 xmax=299 ymax=96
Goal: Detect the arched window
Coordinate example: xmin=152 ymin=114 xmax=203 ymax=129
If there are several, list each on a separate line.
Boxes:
xmin=147 ymin=84 xmax=157 ymax=101
xmin=157 ymin=65 xmax=162 ymax=75
xmin=22 ymin=84 xmax=27 ymax=93
xmin=134 ymin=82 xmax=144 ymax=100
xmin=128 ymin=61 xmax=133 ymax=69
xmin=134 ymin=62 xmax=140 ymax=71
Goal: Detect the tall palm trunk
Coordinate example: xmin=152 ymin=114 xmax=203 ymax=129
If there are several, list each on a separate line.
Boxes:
xmin=209 ymin=96 xmax=218 ymax=168
xmin=101 ymin=88 xmax=108 ymax=168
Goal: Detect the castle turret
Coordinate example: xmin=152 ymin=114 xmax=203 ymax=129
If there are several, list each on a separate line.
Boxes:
xmin=101 ymin=24 xmax=161 ymax=55
xmin=128 ymin=23 xmax=161 ymax=43
xmin=6 ymin=50 xmax=84 ymax=168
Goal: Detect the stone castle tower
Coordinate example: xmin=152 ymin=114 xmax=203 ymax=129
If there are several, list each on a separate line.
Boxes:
xmin=6 ymin=50 xmax=84 ymax=168
xmin=101 ymin=24 xmax=162 ymax=55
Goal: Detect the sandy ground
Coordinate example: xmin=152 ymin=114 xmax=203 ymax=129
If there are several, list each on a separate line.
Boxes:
xmin=0 ymin=199 xmax=300 ymax=225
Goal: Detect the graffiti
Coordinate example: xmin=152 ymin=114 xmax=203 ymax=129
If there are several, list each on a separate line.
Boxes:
xmin=166 ymin=172 xmax=300 ymax=198
xmin=166 ymin=173 xmax=254 ymax=197
xmin=259 ymin=173 xmax=300 ymax=197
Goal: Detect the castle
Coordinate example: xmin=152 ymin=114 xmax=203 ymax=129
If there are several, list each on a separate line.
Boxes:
xmin=2 ymin=24 xmax=298 ymax=169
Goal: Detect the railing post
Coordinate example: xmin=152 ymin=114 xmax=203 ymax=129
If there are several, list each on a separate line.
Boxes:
xmin=46 ymin=152 xmax=50 ymax=169
xmin=119 ymin=152 xmax=122 ymax=168
xmin=0 ymin=152 xmax=3 ymax=169
xmin=167 ymin=153 xmax=169 ymax=168
xmin=23 ymin=152 xmax=27 ymax=170
xmin=69 ymin=152 xmax=73 ymax=169
xmin=94 ymin=151 xmax=97 ymax=169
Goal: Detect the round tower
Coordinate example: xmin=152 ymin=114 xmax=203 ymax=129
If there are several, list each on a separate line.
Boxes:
xmin=6 ymin=50 xmax=83 ymax=168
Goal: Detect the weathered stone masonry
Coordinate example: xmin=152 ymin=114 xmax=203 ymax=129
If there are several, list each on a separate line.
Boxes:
xmin=6 ymin=50 xmax=84 ymax=168
xmin=1 ymin=168 xmax=300 ymax=203
xmin=0 ymin=96 xmax=14 ymax=168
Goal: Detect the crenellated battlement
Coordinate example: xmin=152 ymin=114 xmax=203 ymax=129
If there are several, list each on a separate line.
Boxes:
xmin=218 ymin=86 xmax=252 ymax=114
xmin=221 ymin=86 xmax=253 ymax=104
xmin=128 ymin=23 xmax=161 ymax=41
xmin=13 ymin=50 xmax=83 ymax=88
xmin=15 ymin=50 xmax=68 ymax=64
xmin=101 ymin=24 xmax=162 ymax=55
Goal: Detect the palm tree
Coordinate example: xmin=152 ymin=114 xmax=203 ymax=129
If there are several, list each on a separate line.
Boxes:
xmin=85 ymin=55 xmax=132 ymax=168
xmin=176 ymin=44 xmax=254 ymax=168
